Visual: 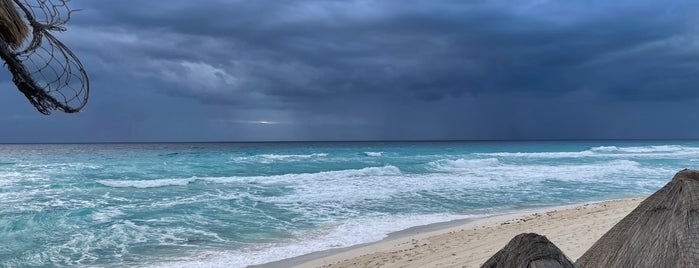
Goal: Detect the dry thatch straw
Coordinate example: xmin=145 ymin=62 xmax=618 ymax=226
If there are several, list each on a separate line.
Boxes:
xmin=0 ymin=0 xmax=29 ymax=49
xmin=576 ymin=169 xmax=699 ymax=268
xmin=482 ymin=233 xmax=577 ymax=268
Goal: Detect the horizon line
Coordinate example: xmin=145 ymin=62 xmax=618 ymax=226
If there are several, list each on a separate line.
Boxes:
xmin=1 ymin=138 xmax=699 ymax=145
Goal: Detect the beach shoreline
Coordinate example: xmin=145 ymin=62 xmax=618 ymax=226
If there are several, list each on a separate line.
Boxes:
xmin=255 ymin=197 xmax=645 ymax=268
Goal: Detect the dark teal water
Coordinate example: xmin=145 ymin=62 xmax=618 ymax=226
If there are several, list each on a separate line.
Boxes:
xmin=0 ymin=141 xmax=696 ymax=267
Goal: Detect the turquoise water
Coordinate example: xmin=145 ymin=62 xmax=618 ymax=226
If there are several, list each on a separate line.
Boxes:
xmin=0 ymin=141 xmax=697 ymax=267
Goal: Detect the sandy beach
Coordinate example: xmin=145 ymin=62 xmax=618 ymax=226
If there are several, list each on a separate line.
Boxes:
xmin=267 ymin=197 xmax=644 ymax=268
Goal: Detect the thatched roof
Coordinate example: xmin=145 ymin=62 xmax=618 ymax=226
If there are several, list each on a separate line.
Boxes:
xmin=576 ymin=169 xmax=699 ymax=268
xmin=0 ymin=0 xmax=28 ymax=49
xmin=482 ymin=233 xmax=577 ymax=268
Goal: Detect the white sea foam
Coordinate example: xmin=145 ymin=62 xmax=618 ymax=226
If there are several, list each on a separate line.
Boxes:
xmin=151 ymin=213 xmax=480 ymax=268
xmin=50 ymin=219 xmax=227 ymax=266
xmin=98 ymin=178 xmax=197 ymax=188
xmin=0 ymin=171 xmax=24 ymax=186
xmin=94 ymin=158 xmax=671 ymax=268
xmin=495 ymin=160 xmax=647 ymax=183
xmin=230 ymin=160 xmax=661 ymax=206
xmin=353 ymin=165 xmax=402 ymax=176
xmin=14 ymin=162 xmax=103 ymax=170
xmin=96 ymin=159 xmax=668 ymax=206
xmin=427 ymin=158 xmax=647 ymax=184
xmin=589 ymin=145 xmax=687 ymax=153
xmin=419 ymin=159 xmax=660 ymax=192
xmin=428 ymin=158 xmax=501 ymax=171
xmin=232 ymin=153 xmax=329 ymax=163
xmin=204 ymin=165 xmax=402 ymax=184
xmin=92 ymin=208 xmax=126 ymax=224
xmin=478 ymin=145 xmax=699 ymax=159
xmin=589 ymin=146 xmax=619 ymax=152
xmin=364 ymin=151 xmax=383 ymax=157
xmin=98 ymin=166 xmax=402 ymax=189
xmin=476 ymin=151 xmax=597 ymax=158
xmin=259 ymin=153 xmax=328 ymax=160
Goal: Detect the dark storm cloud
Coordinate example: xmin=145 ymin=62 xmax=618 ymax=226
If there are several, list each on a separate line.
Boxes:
xmin=67 ymin=0 xmax=699 ymax=105
xmin=1 ymin=0 xmax=698 ymax=142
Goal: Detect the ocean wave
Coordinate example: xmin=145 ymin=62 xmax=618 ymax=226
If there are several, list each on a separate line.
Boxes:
xmin=476 ymin=151 xmax=596 ymax=158
xmin=150 ymin=213 xmax=479 ymax=268
xmin=14 ymin=163 xmax=103 ymax=169
xmin=352 ymin=165 xmax=401 ymax=176
xmin=98 ymin=165 xmax=402 ymax=189
xmin=421 ymin=159 xmax=647 ymax=184
xmin=97 ymin=159 xmax=657 ymax=203
xmin=46 ymin=219 xmax=226 ymax=266
xmin=428 ymin=158 xmax=501 ymax=171
xmin=232 ymin=153 xmax=329 ymax=163
xmin=4 ymin=142 xmax=692 ymax=268
xmin=259 ymin=153 xmax=328 ymax=160
xmin=206 ymin=165 xmax=402 ymax=183
xmin=363 ymin=151 xmax=383 ymax=157
xmin=477 ymin=145 xmax=699 ymax=159
xmin=91 ymin=208 xmax=126 ymax=223
xmin=589 ymin=145 xmax=688 ymax=153
xmin=98 ymin=178 xmax=197 ymax=188
xmin=386 ymin=159 xmax=668 ymax=197
xmin=588 ymin=146 xmax=619 ymax=153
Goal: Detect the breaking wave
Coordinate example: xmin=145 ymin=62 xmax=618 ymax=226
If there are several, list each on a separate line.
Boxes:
xmin=98 ymin=165 xmax=402 ymax=189
xmin=363 ymin=152 xmax=383 ymax=157
xmin=428 ymin=158 xmax=501 ymax=171
xmin=477 ymin=145 xmax=699 ymax=159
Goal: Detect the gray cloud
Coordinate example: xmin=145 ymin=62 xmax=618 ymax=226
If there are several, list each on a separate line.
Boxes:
xmin=1 ymin=0 xmax=698 ymax=142
xmin=69 ymin=0 xmax=699 ymax=102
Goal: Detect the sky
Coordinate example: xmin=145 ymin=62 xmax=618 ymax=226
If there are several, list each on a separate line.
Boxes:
xmin=1 ymin=0 xmax=699 ymax=142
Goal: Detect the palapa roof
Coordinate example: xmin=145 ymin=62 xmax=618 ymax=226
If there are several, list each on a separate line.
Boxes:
xmin=482 ymin=233 xmax=576 ymax=268
xmin=0 ymin=0 xmax=29 ymax=49
xmin=576 ymin=169 xmax=699 ymax=268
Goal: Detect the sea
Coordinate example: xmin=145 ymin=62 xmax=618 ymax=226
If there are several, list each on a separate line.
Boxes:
xmin=0 ymin=140 xmax=697 ymax=267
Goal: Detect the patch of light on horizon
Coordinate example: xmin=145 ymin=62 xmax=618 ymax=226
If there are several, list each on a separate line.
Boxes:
xmin=231 ymin=120 xmax=283 ymax=125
